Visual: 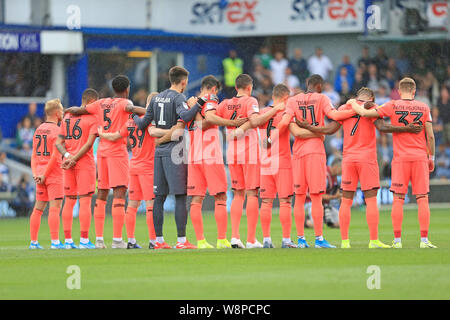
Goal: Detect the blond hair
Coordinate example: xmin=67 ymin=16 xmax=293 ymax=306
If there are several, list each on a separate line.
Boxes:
xmin=356 ymin=87 xmax=375 ymax=100
xmin=44 ymin=98 xmax=63 ymax=116
xmin=399 ymin=77 xmax=416 ymax=93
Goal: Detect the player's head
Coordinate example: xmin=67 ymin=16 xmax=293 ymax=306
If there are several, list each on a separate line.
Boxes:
xmin=356 ymin=87 xmax=375 ymax=102
xmin=201 ymin=75 xmax=221 ymax=95
xmin=272 ymin=84 xmax=290 ymax=103
xmin=169 ymin=66 xmax=189 ymax=92
xmin=330 ymin=157 xmax=342 ymax=176
xmin=235 ymin=74 xmax=253 ymax=95
xmin=112 ymin=75 xmax=130 ymax=97
xmin=146 ymin=92 xmax=159 ymax=108
xmin=81 ymin=88 xmax=99 ymax=106
xmin=307 ymin=74 xmax=324 ymax=93
xmin=398 ymin=77 xmax=416 ymax=96
xmin=44 ymin=98 xmax=64 ymax=121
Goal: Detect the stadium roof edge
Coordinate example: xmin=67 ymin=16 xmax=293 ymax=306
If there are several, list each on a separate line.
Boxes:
xmin=0 ymin=24 xmax=227 ymax=40
xmin=358 ymin=32 xmax=450 ymax=42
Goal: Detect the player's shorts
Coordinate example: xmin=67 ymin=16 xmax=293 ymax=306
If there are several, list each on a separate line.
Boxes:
xmin=341 ymin=160 xmax=380 ymax=192
xmin=63 ymin=168 xmax=96 ymax=196
xmin=390 ymin=160 xmax=429 ymax=195
xmin=260 ymin=167 xmax=294 ymax=199
xmin=188 ymin=162 xmax=227 ymax=196
xmin=228 ymin=162 xmax=260 ymax=190
xmin=154 ymin=156 xmax=187 ymax=195
xmin=293 ymin=153 xmax=326 ymax=195
xmin=97 ymin=156 xmax=129 ymax=190
xmin=36 ymin=180 xmax=63 ymax=202
xmin=129 ymin=173 xmax=154 ymax=201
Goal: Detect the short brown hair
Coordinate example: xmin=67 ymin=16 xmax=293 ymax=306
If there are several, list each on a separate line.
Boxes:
xmin=169 ymin=66 xmax=189 ymax=85
xmin=81 ymin=88 xmax=99 ymax=104
xmin=356 ymin=87 xmax=374 ymax=100
xmin=235 ymin=74 xmax=253 ymax=89
xmin=399 ymin=77 xmax=416 ymax=93
xmin=44 ymin=98 xmax=63 ymax=116
xmin=272 ymin=84 xmax=290 ymax=98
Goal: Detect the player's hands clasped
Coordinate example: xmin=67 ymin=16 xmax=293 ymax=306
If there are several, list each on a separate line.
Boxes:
xmin=232 ymin=116 xmax=247 ymax=127
xmin=406 ymin=121 xmax=423 ymax=133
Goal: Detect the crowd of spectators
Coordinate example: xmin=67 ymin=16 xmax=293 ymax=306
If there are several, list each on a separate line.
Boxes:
xmin=0 ymin=53 xmax=51 ymax=97
xmin=248 ymin=44 xmax=450 ymax=180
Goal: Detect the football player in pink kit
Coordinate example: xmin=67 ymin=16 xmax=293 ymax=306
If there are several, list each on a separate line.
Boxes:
xmin=351 ymin=77 xmax=436 ymax=248
xmin=65 ymin=75 xmax=146 ymax=249
xmin=29 ymin=99 xmax=64 ymax=249
xmin=211 ymin=74 xmax=285 ymax=248
xmin=55 ymin=89 xmax=99 ymax=249
xmin=285 ymin=74 xmax=355 ymax=248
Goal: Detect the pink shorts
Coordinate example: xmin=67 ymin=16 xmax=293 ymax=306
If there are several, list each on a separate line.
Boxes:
xmin=229 ymin=162 xmax=260 ymax=191
xmin=187 ymin=163 xmax=227 ymax=196
xmin=293 ymin=154 xmax=326 ymax=195
xmin=97 ymin=156 xmax=129 ymax=190
xmin=391 ymin=160 xmax=429 ymax=195
xmin=63 ymin=168 xmax=96 ymax=196
xmin=129 ymin=173 xmax=154 ymax=201
xmin=341 ymin=160 xmax=380 ymax=192
xmin=36 ymin=180 xmax=63 ymax=202
xmin=260 ymin=167 xmax=294 ymax=199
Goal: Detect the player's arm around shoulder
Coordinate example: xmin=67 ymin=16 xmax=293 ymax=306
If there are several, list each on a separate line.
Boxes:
xmin=288 ymin=122 xmax=323 ymax=139
xmin=350 ymin=99 xmax=383 ymax=118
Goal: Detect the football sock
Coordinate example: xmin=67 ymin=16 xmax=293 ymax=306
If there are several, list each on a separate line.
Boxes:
xmin=392 ymin=196 xmax=404 ymax=239
xmin=310 ymin=194 xmax=324 ymax=237
xmin=174 ymin=195 xmax=188 ymax=238
xmin=279 ymin=202 xmax=292 ymax=239
xmin=79 ymin=196 xmax=92 ymax=240
xmin=156 ymin=236 xmax=164 ymax=243
xmin=62 ymin=198 xmax=76 ymax=241
xmin=339 ymin=197 xmax=353 ymax=240
xmin=30 ymin=208 xmax=43 ymax=242
xmin=48 ymin=206 xmax=60 ymax=241
xmin=316 ymin=235 xmax=324 ymax=241
xmin=146 ymin=205 xmax=156 ymax=241
xmin=80 ymin=238 xmax=89 ymax=244
xmin=177 ymin=236 xmax=186 ymax=244
xmin=260 ymin=201 xmax=273 ymax=238
xmin=153 ymin=195 xmax=166 ymax=237
xmin=94 ymin=199 xmax=106 ymax=238
xmin=282 ymin=237 xmax=291 ymax=243
xmin=230 ymin=194 xmax=244 ymax=239
xmin=125 ymin=206 xmax=138 ymax=239
xmin=112 ymin=198 xmax=126 ymax=240
xmin=365 ymin=197 xmax=379 ymax=241
xmin=246 ymin=195 xmax=259 ymax=244
xmin=128 ymin=238 xmax=136 ymax=244
xmin=294 ymin=194 xmax=306 ymax=237
xmin=190 ymin=201 xmax=204 ymax=241
xmin=263 ymin=237 xmax=272 ymax=243
xmin=214 ymin=200 xmax=227 ymax=240
xmin=417 ymin=196 xmax=430 ymax=239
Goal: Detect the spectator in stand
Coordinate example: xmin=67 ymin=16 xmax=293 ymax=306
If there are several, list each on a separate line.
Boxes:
xmin=16 ymin=117 xmax=34 ymax=154
xmin=10 ymin=174 xmax=34 ymax=216
xmin=437 ymin=86 xmax=450 ymax=146
xmin=378 ymin=133 xmax=393 ymax=179
xmin=415 ymin=86 xmax=431 ymax=106
xmin=270 ymin=51 xmax=288 ymax=85
xmin=352 ymin=69 xmax=367 ymax=94
xmin=375 ymin=85 xmax=391 ymax=106
xmin=390 ymin=80 xmax=401 ymax=100
xmin=339 ymin=81 xmax=353 ymax=106
xmin=396 ymin=47 xmax=411 ymax=77
xmin=283 ymin=67 xmax=300 ymax=95
xmin=0 ymin=152 xmax=10 ymax=184
xmin=435 ymin=144 xmax=450 ymax=180
xmin=222 ymin=49 xmax=243 ymax=98
xmin=386 ymin=58 xmax=401 ymax=82
xmin=432 ymin=107 xmax=444 ymax=147
xmin=255 ymin=46 xmax=273 ymax=70
xmin=373 ymin=47 xmax=388 ymax=72
xmin=433 ymin=56 xmax=447 ymax=85
xmin=132 ymin=87 xmax=149 ymax=107
xmin=444 ymin=65 xmax=450 ymax=89
xmin=383 ymin=70 xmax=396 ymax=90
xmin=21 ymin=103 xmax=41 ymax=129
xmin=323 ymin=82 xmax=340 ymax=107
xmin=413 ymin=57 xmax=428 ymax=80
xmin=358 ymin=46 xmax=372 ymax=70
xmin=334 ymin=66 xmax=354 ymax=94
xmin=366 ymin=63 xmax=381 ymax=92
xmin=337 ymin=55 xmax=355 ymax=80
xmin=252 ymin=60 xmax=271 ymax=92
xmin=0 ymin=173 xmax=9 ymax=192
xmin=307 ymin=47 xmax=333 ymax=80
xmin=289 ymin=48 xmax=308 ymax=86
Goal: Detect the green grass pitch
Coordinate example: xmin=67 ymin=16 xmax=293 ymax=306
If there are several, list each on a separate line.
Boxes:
xmin=1 ymin=208 xmax=449 ymax=299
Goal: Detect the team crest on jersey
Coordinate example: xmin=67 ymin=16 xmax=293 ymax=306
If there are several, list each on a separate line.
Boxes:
xmin=252 ymin=105 xmax=259 ymax=112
